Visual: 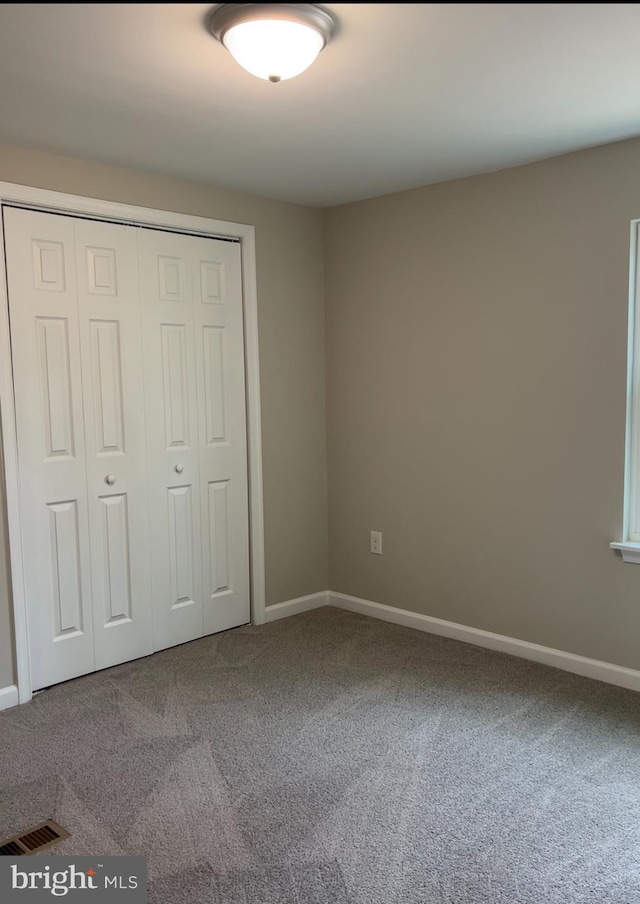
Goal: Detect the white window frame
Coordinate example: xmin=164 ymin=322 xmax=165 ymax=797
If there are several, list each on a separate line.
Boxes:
xmin=0 ymin=182 xmax=266 ymax=705
xmin=611 ymin=220 xmax=640 ymax=562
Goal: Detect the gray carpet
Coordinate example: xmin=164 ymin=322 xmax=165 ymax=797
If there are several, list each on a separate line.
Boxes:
xmin=1 ymin=606 xmax=640 ymax=903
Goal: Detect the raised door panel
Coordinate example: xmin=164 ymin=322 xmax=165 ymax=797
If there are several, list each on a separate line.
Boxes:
xmin=86 ymin=246 xmax=118 ymax=296
xmin=158 ymin=255 xmax=185 ymax=302
xmin=161 ymin=324 xmax=191 ymax=449
xmin=75 ymin=219 xmax=153 ymax=670
xmin=36 ymin=317 xmax=76 ymax=460
xmin=200 ymin=261 xmax=224 ymax=305
xmin=167 ymin=485 xmax=196 ymax=609
xmin=99 ymin=494 xmax=132 ymax=625
xmin=3 ymin=207 xmax=95 ymax=689
xmin=32 ymin=240 xmax=66 ymax=292
xmin=207 ymin=480 xmax=230 ymax=597
xmin=138 ymin=227 xmax=203 ymax=651
xmin=203 ymin=326 xmax=226 ymax=445
xmin=90 ymin=319 xmax=125 ymax=455
xmin=47 ymin=500 xmax=84 ymax=637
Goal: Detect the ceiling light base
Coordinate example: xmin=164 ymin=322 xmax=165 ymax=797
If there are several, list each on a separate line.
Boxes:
xmin=208 ymin=4 xmax=337 ymax=48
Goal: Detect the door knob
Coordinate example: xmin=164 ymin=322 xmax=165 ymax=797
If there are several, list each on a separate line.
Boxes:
xmin=105 ymin=475 xmax=116 ymax=485
xmin=174 ymin=464 xmax=184 ymax=474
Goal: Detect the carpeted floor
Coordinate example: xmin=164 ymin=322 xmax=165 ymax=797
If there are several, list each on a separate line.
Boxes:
xmin=1 ymin=606 xmax=640 ymax=903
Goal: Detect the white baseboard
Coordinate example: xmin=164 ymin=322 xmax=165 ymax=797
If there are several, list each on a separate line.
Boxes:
xmin=328 ymin=591 xmax=640 ymax=693
xmin=264 ymin=591 xmax=329 ymax=623
xmin=0 ymin=684 xmax=19 ymax=711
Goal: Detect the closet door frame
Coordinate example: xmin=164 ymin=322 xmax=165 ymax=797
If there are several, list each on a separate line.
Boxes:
xmin=0 ymin=183 xmax=265 ymax=705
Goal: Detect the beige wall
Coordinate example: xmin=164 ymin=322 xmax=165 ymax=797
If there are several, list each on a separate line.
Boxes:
xmin=325 ymin=136 xmax=640 ymax=670
xmin=0 ymin=143 xmax=328 ymax=688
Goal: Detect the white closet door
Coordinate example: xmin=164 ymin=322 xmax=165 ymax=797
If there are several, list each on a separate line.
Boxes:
xmin=191 ymin=235 xmax=250 ymax=635
xmin=74 ymin=219 xmax=152 ymax=670
xmin=138 ymin=228 xmax=250 ymax=649
xmin=6 ymin=208 xmax=250 ymax=688
xmin=138 ymin=230 xmax=204 ymax=650
xmin=4 ymin=207 xmax=94 ymax=688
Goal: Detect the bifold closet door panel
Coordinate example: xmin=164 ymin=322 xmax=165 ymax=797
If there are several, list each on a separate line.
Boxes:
xmin=138 ymin=229 xmax=204 ymax=651
xmin=190 ymin=235 xmax=250 ymax=634
xmin=74 ymin=219 xmax=153 ymax=670
xmin=138 ymin=228 xmax=250 ymax=650
xmin=3 ymin=207 xmax=95 ymax=689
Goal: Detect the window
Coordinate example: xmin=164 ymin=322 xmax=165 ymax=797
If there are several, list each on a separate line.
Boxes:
xmin=611 ymin=220 xmax=640 ymax=562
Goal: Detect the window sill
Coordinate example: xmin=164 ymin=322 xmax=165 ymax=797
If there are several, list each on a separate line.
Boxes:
xmin=610 ymin=542 xmax=640 ymax=564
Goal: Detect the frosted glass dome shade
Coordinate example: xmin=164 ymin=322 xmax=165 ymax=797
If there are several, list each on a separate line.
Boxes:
xmin=223 ymin=19 xmax=325 ymax=82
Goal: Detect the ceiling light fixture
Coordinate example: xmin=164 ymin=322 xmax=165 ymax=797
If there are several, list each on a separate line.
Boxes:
xmin=207 ymin=3 xmax=337 ymax=83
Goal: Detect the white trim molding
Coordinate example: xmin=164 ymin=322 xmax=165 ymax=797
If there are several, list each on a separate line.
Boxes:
xmin=0 ymin=684 xmax=19 ymax=711
xmin=612 ymin=218 xmax=640 ymax=557
xmin=329 ymin=592 xmax=640 ymax=693
xmin=609 ymin=541 xmax=640 ymax=564
xmin=261 ymin=590 xmax=640 ymax=692
xmin=264 ymin=592 xmax=329 ymax=622
xmin=0 ymin=180 xmax=265 ymax=704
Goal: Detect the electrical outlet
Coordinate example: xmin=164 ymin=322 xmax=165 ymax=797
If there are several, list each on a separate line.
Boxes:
xmin=370 ymin=530 xmax=382 ymax=555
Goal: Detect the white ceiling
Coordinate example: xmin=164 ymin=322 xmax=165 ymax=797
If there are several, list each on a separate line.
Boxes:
xmin=0 ymin=3 xmax=638 ymax=207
